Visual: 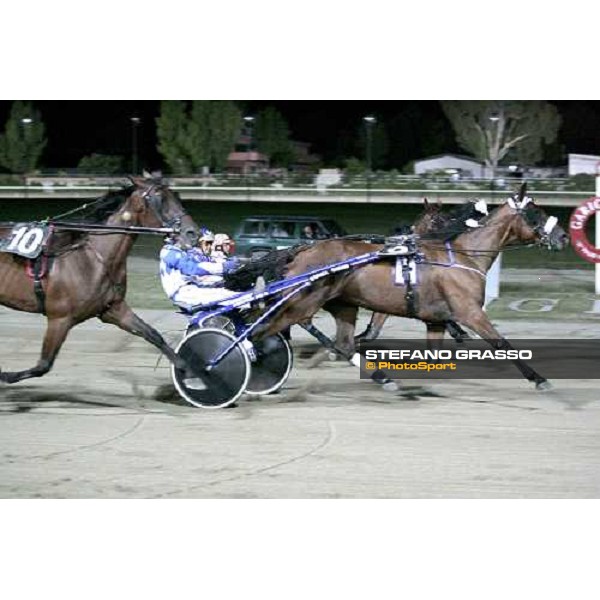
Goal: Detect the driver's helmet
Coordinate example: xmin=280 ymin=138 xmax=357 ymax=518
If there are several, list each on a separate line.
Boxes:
xmin=199 ymin=227 xmax=215 ymax=243
xmin=197 ymin=227 xmax=215 ymax=256
xmin=212 ymin=232 xmax=234 ymax=259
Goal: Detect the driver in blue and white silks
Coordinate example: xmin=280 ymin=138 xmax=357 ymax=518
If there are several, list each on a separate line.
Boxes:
xmin=160 ymin=228 xmax=240 ymax=310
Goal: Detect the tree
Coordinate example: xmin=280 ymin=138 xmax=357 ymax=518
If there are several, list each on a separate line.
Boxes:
xmin=156 ymin=101 xmax=242 ymax=174
xmin=156 ymin=101 xmax=194 ymax=174
xmin=77 ymin=153 xmax=124 ymax=174
xmin=440 ymin=101 xmax=561 ymax=178
xmin=0 ymin=101 xmax=47 ymax=174
xmin=204 ymin=101 xmax=243 ymax=171
xmin=254 ymin=107 xmax=294 ymax=167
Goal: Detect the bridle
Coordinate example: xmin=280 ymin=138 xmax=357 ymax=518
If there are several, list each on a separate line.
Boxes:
xmin=507 ymin=194 xmax=559 ymax=248
xmin=139 ymin=184 xmax=189 ymax=232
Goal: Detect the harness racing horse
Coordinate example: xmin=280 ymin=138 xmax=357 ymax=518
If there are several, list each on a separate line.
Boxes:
xmin=352 ymin=198 xmax=488 ymax=346
xmin=226 ymin=198 xmax=488 ymax=351
xmin=255 ymin=187 xmax=568 ymax=389
xmin=0 ymin=177 xmax=198 ymax=384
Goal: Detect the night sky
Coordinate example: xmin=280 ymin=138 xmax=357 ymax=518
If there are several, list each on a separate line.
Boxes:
xmin=0 ymin=100 xmax=598 ymax=171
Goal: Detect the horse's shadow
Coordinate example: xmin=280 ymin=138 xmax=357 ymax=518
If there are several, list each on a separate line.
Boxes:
xmin=0 ymin=385 xmax=125 ymax=413
xmin=104 ymin=370 xmax=191 ymax=408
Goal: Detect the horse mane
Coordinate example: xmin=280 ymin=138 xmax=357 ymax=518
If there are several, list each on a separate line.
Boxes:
xmin=61 ymin=186 xmax=134 ymax=224
xmin=42 ymin=186 xmax=135 ymax=254
xmin=419 ymin=201 xmax=484 ymax=241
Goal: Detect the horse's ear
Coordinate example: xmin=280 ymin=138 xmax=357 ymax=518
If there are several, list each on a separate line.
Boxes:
xmin=128 ymin=176 xmax=145 ymax=187
xmin=423 ymin=197 xmax=430 ymax=208
xmin=517 ymin=182 xmax=527 ymax=202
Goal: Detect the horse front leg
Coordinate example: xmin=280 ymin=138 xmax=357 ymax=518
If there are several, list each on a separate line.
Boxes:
xmin=98 ymin=301 xmax=188 ymax=371
xmin=0 ymin=316 xmax=74 ymax=384
xmin=445 ymin=320 xmax=471 ymax=342
xmin=355 ymin=312 xmax=388 ymax=341
xmin=426 ymin=321 xmax=470 ymax=348
xmin=450 ymin=305 xmax=550 ymax=390
xmin=425 ymin=322 xmax=446 ymax=350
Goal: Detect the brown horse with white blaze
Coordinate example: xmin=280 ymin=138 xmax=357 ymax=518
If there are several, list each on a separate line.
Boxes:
xmin=0 ymin=177 xmax=198 ymax=384
xmin=258 ymin=188 xmax=568 ymax=389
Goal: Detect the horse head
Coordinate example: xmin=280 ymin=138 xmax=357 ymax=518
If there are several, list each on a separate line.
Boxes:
xmin=120 ymin=176 xmax=199 ymax=239
xmin=412 ymin=198 xmax=444 ymax=234
xmin=498 ymin=183 xmax=568 ymax=250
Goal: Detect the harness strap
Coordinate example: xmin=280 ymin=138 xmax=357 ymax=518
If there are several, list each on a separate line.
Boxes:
xmin=402 ymin=259 xmax=417 ymax=318
xmin=26 ymin=254 xmax=50 ymax=314
xmin=445 ymin=241 xmax=456 ymax=264
xmin=422 ymin=241 xmax=486 ymax=279
xmin=24 ymin=224 xmax=54 ymax=315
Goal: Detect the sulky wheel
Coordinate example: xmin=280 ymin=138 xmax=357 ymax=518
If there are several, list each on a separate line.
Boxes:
xmin=172 ymin=328 xmax=250 ymax=409
xmin=198 ymin=314 xmax=236 ymax=334
xmin=245 ymin=333 xmax=293 ymax=396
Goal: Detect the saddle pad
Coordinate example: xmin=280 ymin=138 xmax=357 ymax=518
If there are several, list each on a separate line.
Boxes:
xmin=0 ymin=222 xmax=51 ymax=259
xmin=394 ymin=257 xmax=418 ymax=286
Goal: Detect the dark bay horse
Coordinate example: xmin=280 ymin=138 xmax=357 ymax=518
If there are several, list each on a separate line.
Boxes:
xmin=226 ymin=198 xmax=488 ymax=347
xmin=354 ymin=198 xmax=489 ymax=344
xmin=0 ymin=177 xmax=198 ymax=384
xmin=257 ymin=189 xmax=568 ymax=389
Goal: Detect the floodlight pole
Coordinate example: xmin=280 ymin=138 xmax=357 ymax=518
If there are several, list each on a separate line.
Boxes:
xmin=364 ymin=116 xmax=376 ymax=202
xmin=21 ymin=117 xmax=33 ymax=200
xmin=131 ymin=117 xmax=141 ymax=175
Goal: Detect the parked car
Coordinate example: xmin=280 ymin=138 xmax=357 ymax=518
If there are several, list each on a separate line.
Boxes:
xmin=234 ymin=215 xmax=347 ymax=258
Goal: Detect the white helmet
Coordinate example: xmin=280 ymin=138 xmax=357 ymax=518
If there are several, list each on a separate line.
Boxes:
xmin=214 ymin=233 xmax=232 ymax=246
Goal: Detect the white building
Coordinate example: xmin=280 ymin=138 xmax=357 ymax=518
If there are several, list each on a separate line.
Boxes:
xmin=568 ymin=153 xmax=600 ymax=176
xmin=413 ymin=154 xmax=487 ymax=178
xmin=315 ymin=168 xmax=342 ymax=190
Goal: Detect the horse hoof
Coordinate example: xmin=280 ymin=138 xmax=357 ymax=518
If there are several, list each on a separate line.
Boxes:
xmin=327 ymin=352 xmax=338 ymax=362
xmin=536 ymin=380 xmax=553 ymax=391
xmin=382 ymin=381 xmax=399 ymax=392
xmin=0 ymin=371 xmax=16 ymax=384
xmin=306 ymin=349 xmax=329 ymax=369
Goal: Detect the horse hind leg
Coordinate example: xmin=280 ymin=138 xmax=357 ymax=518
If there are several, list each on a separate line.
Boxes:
xmin=0 ymin=316 xmax=74 ymax=384
xmin=329 ymin=302 xmax=399 ymax=392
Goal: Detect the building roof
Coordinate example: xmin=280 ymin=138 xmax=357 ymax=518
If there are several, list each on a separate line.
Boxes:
xmin=414 ymin=153 xmax=483 ymax=165
xmin=228 ymin=151 xmax=268 ymax=162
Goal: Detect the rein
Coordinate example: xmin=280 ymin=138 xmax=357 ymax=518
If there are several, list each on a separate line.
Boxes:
xmin=422 ymin=241 xmax=538 ymax=255
xmin=420 ymin=241 xmax=487 ymax=279
xmin=48 ymin=221 xmax=177 ymax=236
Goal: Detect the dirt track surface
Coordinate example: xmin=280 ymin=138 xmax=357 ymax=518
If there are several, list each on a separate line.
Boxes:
xmin=1 ymin=307 xmax=600 ymax=498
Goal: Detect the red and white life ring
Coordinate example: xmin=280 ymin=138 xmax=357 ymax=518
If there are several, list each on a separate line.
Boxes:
xmin=569 ymin=197 xmax=600 ymax=263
